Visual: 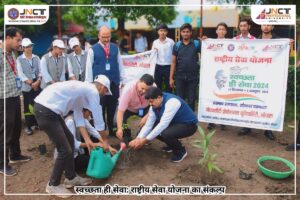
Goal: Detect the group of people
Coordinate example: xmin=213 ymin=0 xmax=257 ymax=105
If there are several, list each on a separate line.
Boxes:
xmin=0 ymin=17 xmax=298 ymax=197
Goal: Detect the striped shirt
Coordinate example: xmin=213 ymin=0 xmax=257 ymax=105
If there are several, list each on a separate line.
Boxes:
xmin=0 ymin=49 xmax=21 ymax=99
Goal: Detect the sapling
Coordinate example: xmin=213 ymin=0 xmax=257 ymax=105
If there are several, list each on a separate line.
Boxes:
xmin=191 ymin=125 xmax=223 ymax=174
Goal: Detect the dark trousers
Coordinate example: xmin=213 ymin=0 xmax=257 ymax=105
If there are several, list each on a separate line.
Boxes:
xmin=34 ymin=103 xmax=76 ymax=186
xmin=154 ymin=64 xmax=172 ymax=93
xmin=75 ymin=154 xmax=90 ymax=172
xmin=122 ymin=106 xmax=149 ymax=124
xmin=175 ymin=76 xmax=198 ymax=111
xmin=101 ymin=82 xmax=119 ymax=135
xmin=22 ymin=88 xmax=41 ymax=127
xmin=0 ymin=97 xmax=22 ymax=168
xmin=156 ymin=123 xmax=197 ymax=155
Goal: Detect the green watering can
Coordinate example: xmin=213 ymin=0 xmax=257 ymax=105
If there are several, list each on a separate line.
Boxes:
xmin=86 ymin=144 xmax=125 ymax=179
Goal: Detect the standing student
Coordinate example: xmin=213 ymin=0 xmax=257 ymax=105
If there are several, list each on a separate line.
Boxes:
xmin=134 ymin=31 xmax=148 ymax=53
xmin=16 ymin=38 xmax=42 ymax=135
xmin=234 ymin=18 xmax=256 ymax=136
xmin=67 ymin=37 xmax=87 ymax=81
xmin=34 ymin=75 xmax=112 ymax=197
xmin=206 ymin=23 xmax=228 ymax=131
xmin=40 ymin=39 xmax=66 ymax=89
xmin=0 ymin=27 xmax=32 ymax=176
xmin=152 ymin=24 xmax=174 ymax=93
xmin=170 ymin=23 xmax=201 ymax=111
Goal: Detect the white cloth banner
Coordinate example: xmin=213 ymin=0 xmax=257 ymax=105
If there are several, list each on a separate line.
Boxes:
xmin=198 ymin=39 xmax=290 ymax=131
xmin=120 ymin=50 xmax=157 ymax=84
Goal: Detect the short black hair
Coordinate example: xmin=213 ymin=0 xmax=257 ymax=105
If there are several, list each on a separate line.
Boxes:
xmin=140 ymin=74 xmax=154 ymax=86
xmin=239 ymin=18 xmax=250 ymax=26
xmin=156 ymin=24 xmax=168 ymax=31
xmin=6 ymin=27 xmax=23 ymax=38
xmin=216 ymin=22 xmax=228 ymax=31
xmin=83 ymin=108 xmax=91 ymax=112
xmin=145 ymin=87 xmax=162 ymax=100
xmin=180 ymin=23 xmax=192 ymax=31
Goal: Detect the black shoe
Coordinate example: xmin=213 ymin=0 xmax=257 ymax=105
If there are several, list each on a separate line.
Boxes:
xmin=10 ymin=155 xmax=32 ymax=164
xmin=264 ymin=130 xmax=275 ymax=140
xmin=162 ymin=146 xmax=173 ymax=153
xmin=238 ymin=128 xmax=251 ymax=136
xmin=286 ymin=143 xmax=300 ymax=151
xmin=220 ymin=125 xmax=226 ymax=131
xmin=24 ymin=126 xmax=33 ymax=135
xmin=171 ymin=148 xmax=187 ymax=163
xmin=0 ymin=165 xmax=17 ymax=176
xmin=207 ymin=123 xmax=216 ymax=130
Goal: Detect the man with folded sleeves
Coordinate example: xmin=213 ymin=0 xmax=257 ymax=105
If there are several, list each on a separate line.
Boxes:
xmin=34 ymin=75 xmax=113 ymax=197
xmin=129 ymin=87 xmax=198 ymax=163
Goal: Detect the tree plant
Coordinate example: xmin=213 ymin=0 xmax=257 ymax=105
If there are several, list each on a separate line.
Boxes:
xmin=191 ymin=125 xmax=223 ymax=174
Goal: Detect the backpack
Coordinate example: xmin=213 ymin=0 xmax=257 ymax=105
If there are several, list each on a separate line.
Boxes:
xmin=174 ymin=40 xmax=201 ymax=53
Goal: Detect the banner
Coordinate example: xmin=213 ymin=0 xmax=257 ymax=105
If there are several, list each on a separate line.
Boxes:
xmin=198 ymin=39 xmax=290 ymax=131
xmin=121 ymin=50 xmax=157 ymax=84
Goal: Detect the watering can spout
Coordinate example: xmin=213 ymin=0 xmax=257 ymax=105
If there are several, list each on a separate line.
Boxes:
xmin=111 ymin=150 xmax=122 ymax=164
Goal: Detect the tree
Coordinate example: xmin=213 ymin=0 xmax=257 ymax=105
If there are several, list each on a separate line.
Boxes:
xmin=61 ymin=0 xmax=179 ymax=35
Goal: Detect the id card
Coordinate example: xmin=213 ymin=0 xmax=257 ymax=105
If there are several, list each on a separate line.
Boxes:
xmin=15 ymin=77 xmax=22 ymax=89
xmin=105 ymin=63 xmax=110 ymax=71
xmin=32 ymin=72 xmax=36 ymax=79
xmin=138 ymin=108 xmax=144 ymax=117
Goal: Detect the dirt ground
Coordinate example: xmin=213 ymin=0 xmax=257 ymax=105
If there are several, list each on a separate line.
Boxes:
xmin=0 ymin=117 xmax=299 ymax=200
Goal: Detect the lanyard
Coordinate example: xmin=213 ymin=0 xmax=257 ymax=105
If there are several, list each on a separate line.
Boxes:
xmin=135 ymin=84 xmax=143 ymax=107
xmin=6 ymin=54 xmax=16 ymax=75
xmin=75 ymin=55 xmax=81 ymax=66
xmin=53 ymin=57 xmax=58 ymax=66
xmin=103 ymin=45 xmax=109 ymax=61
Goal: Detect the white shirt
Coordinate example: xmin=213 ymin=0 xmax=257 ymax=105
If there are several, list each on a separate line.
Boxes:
xmin=137 ymin=98 xmax=181 ymax=141
xmin=134 ymin=36 xmax=148 ymax=53
xmin=85 ymin=41 xmax=124 ymax=83
xmin=40 ymin=52 xmax=66 ymax=83
xmin=151 ymin=37 xmax=174 ymax=65
xmin=65 ymin=116 xmax=101 ymax=158
xmin=16 ymin=53 xmax=41 ymax=82
xmin=35 ymin=80 xmax=105 ymax=131
xmin=67 ymin=51 xmax=85 ymax=78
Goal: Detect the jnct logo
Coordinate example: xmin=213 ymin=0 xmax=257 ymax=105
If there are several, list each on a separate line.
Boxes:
xmin=7 ymin=8 xmax=19 ymax=20
xmin=207 ymin=44 xmax=224 ymax=51
xmin=20 ymin=9 xmax=47 ymax=15
xmin=262 ymin=45 xmax=283 ymax=52
xmin=256 ymin=8 xmax=291 ymax=20
xmin=251 ymin=5 xmax=295 ymax=25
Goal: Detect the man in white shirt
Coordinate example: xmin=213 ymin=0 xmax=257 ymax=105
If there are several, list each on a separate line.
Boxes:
xmin=34 ymin=75 xmax=112 ymax=197
xmin=152 ymin=24 xmax=174 ymax=93
xmin=129 ymin=87 xmax=198 ymax=163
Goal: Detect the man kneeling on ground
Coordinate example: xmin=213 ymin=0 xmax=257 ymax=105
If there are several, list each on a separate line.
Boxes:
xmin=129 ymin=87 xmax=198 ymax=162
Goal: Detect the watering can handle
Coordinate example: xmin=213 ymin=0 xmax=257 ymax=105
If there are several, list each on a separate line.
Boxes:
xmin=89 ymin=150 xmax=95 ymax=170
